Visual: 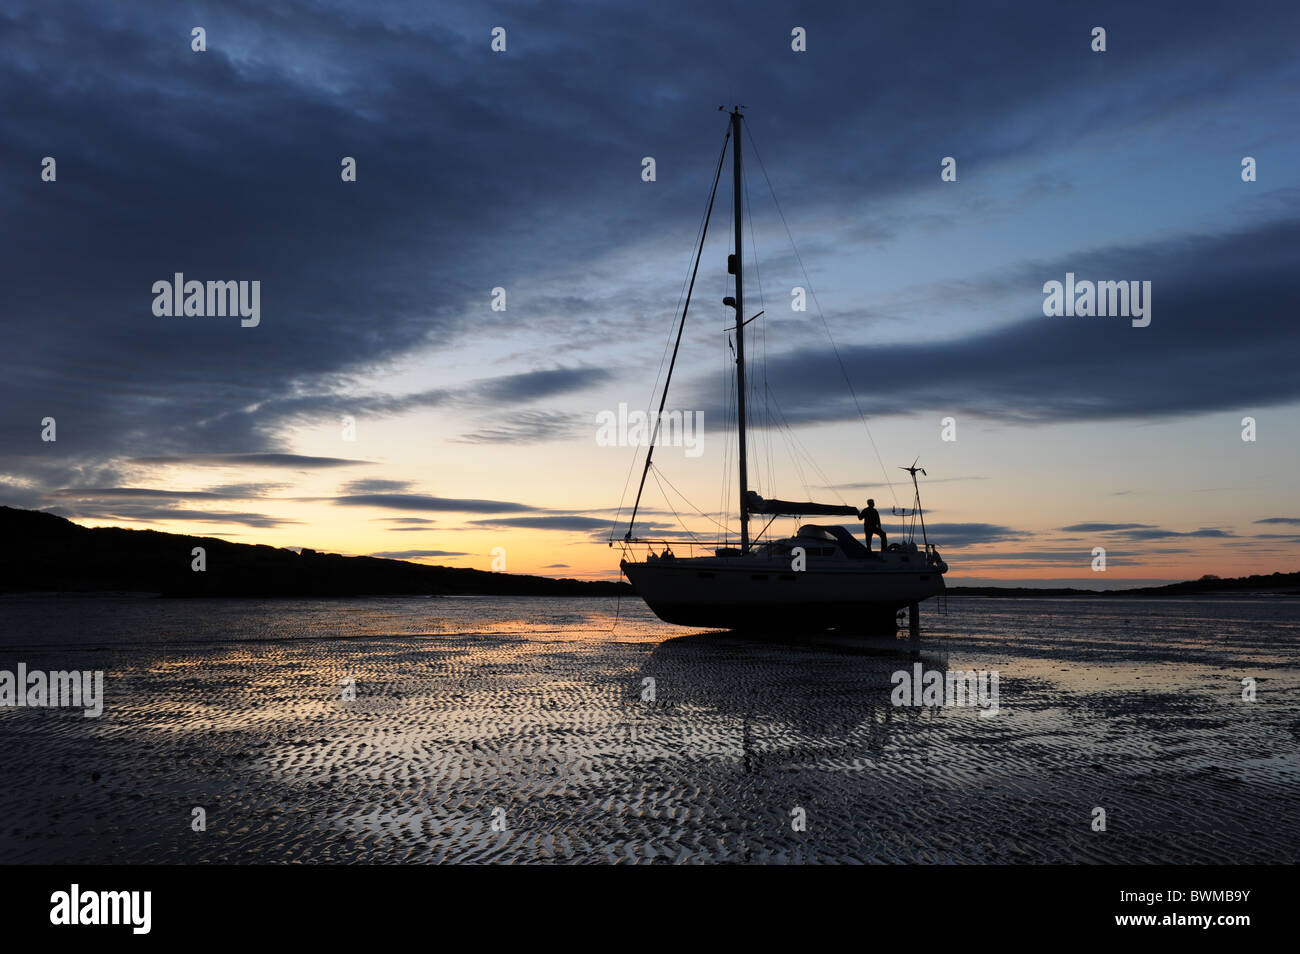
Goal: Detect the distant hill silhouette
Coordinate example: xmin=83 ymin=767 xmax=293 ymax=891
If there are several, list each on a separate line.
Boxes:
xmin=947 ymin=572 xmax=1300 ymax=597
xmin=0 ymin=506 xmax=630 ymax=597
xmin=2 ymin=506 xmax=1293 ymax=600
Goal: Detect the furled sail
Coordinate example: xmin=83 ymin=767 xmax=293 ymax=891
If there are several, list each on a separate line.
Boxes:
xmin=743 ymin=491 xmax=860 ymax=518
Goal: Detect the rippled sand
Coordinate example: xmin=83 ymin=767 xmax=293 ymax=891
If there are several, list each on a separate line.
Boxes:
xmin=1 ymin=595 xmax=1296 ymax=863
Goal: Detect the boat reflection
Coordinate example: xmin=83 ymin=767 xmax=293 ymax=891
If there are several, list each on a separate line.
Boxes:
xmin=637 ymin=630 xmax=950 ymax=773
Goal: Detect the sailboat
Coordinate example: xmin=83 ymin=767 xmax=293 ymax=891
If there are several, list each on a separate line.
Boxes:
xmin=616 ymin=108 xmax=948 ymax=634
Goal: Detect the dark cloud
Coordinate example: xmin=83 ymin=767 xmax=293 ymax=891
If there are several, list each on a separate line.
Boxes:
xmin=825 ymin=476 xmax=987 ymax=490
xmin=342 ymin=478 xmax=413 ymax=494
xmin=451 ymin=410 xmax=582 ymax=445
xmin=248 ymin=368 xmax=612 ymax=429
xmin=1059 ymin=522 xmax=1155 ymax=532
xmin=130 ymin=454 xmax=371 ymax=469
xmin=46 ymin=483 xmax=283 ymax=502
xmin=369 ymin=550 xmax=469 ymax=559
xmin=0 ymin=0 xmax=766 ymax=475
xmin=835 ymin=521 xmax=1029 ymax=548
xmin=471 ymin=515 xmax=613 ymax=532
xmin=207 ymin=482 xmax=288 ymax=497
xmin=1059 ymin=522 xmax=1238 ymax=542
xmin=472 ymin=368 xmax=612 ymax=404
xmin=51 ymin=487 xmax=230 ymax=500
xmin=1115 ymin=527 xmax=1235 ymax=540
xmin=333 ymin=493 xmax=536 ymax=513
xmin=55 ymin=505 xmax=299 ymax=528
xmin=959 ymin=550 xmax=1148 ymax=562
xmin=687 ymin=220 xmax=1300 ymax=426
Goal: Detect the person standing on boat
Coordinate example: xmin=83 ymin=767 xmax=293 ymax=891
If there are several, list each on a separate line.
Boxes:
xmin=860 ymin=499 xmax=887 ymax=553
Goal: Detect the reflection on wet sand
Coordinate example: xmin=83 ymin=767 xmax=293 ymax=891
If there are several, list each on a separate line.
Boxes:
xmin=642 ymin=630 xmax=949 ymax=763
xmin=0 ymin=595 xmax=1296 ymax=863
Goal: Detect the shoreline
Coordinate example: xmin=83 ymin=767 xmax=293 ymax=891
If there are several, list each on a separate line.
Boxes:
xmin=2 ymin=587 xmax=1296 ymax=601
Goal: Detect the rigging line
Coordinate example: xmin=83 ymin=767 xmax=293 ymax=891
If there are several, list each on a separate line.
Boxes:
xmin=611 ymin=126 xmax=731 ymax=543
xmin=762 ymin=362 xmax=775 ymax=496
xmin=649 ymin=468 xmax=702 ymax=547
xmin=754 ymin=350 xmax=810 ymax=494
xmin=647 ymin=466 xmax=714 ymax=547
xmin=609 ymin=202 xmax=713 ymax=544
xmin=741 ymin=166 xmax=759 ymax=472
xmin=742 ymin=170 xmax=766 ymax=497
xmin=743 ymin=140 xmax=809 ymax=504
xmin=744 ymin=123 xmax=898 ymax=508
xmin=623 ymin=124 xmax=731 ymax=540
xmin=768 ymin=390 xmax=815 ymax=499
xmin=650 ymin=462 xmax=732 ymax=533
xmin=743 ymin=164 xmax=776 ymax=497
xmin=765 ymin=381 xmax=846 ymax=507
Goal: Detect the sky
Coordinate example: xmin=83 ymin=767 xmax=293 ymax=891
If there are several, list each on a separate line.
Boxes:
xmin=2 ymin=0 xmax=1298 ymax=587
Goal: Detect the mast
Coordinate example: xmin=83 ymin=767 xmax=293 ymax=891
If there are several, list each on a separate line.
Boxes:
xmin=731 ymin=107 xmax=750 ymax=553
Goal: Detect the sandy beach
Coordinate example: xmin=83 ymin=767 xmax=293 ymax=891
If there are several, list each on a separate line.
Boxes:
xmin=0 ymin=595 xmax=1296 ymax=863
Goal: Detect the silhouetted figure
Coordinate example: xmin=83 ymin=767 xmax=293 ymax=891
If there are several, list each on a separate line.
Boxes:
xmin=860 ymin=499 xmax=887 ymax=553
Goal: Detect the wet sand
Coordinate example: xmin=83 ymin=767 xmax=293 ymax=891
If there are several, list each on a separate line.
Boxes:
xmin=0 ymin=595 xmax=1296 ymax=863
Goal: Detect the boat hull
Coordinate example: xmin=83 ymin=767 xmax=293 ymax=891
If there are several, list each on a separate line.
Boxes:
xmin=621 ymin=556 xmax=945 ymax=634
